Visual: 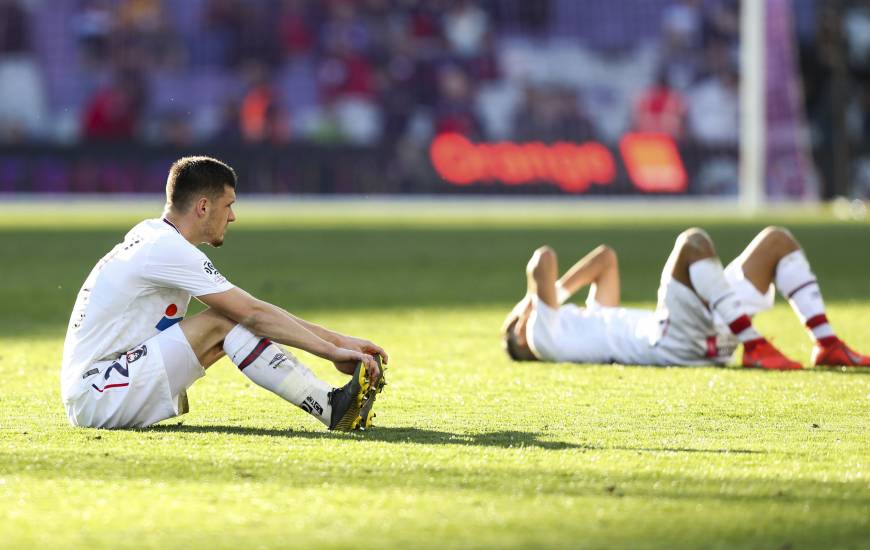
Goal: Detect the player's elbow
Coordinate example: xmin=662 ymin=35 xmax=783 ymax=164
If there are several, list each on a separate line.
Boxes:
xmin=596 ymin=245 xmax=617 ymax=265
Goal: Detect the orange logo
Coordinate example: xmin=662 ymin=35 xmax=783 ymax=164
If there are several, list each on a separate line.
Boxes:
xmin=429 ymin=133 xmax=616 ymax=193
xmin=429 ymin=132 xmax=687 ymax=194
xmin=619 ymin=133 xmax=687 ymax=193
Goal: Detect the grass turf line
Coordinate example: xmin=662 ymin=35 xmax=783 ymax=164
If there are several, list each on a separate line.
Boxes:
xmin=0 ymin=209 xmax=868 ymax=549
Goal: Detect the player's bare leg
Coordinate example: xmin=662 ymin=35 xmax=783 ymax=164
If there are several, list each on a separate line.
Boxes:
xmin=178 ymin=308 xmax=236 ymax=368
xmin=664 ymin=228 xmax=801 ymax=370
xmin=733 ymin=226 xmax=870 ymax=367
xmin=730 ymin=226 xmax=800 ymax=293
xmin=662 ymin=227 xmax=718 ymax=288
xmin=177 ymin=309 xmax=378 ymax=429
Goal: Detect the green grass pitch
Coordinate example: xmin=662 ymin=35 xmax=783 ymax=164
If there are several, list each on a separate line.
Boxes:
xmin=1 ymin=202 xmax=868 ymax=549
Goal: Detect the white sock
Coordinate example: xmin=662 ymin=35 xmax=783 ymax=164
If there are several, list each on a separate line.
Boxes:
xmin=688 ymin=258 xmax=761 ymax=343
xmin=774 ymin=250 xmax=834 ymax=341
xmin=223 ymin=324 xmax=333 ymax=426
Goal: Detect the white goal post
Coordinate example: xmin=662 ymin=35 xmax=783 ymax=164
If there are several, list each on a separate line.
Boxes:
xmin=739 ymin=0 xmax=766 ymax=213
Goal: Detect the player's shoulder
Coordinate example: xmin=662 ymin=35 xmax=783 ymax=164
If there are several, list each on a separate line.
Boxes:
xmin=133 ymin=218 xmax=200 ymax=259
xmin=127 ymin=218 xmax=173 ymax=241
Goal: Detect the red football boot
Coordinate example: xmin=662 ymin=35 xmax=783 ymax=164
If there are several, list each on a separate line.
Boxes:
xmin=742 ymin=338 xmax=803 ymax=370
xmin=811 ymin=337 xmax=870 ymax=367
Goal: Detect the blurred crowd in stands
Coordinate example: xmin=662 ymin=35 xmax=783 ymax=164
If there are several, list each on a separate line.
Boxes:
xmin=0 ymin=0 xmax=867 ymax=196
xmin=794 ymin=0 xmax=870 ymax=197
xmin=0 ymin=0 xmax=739 ymax=148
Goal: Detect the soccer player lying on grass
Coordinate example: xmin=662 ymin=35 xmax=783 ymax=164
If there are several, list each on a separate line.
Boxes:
xmin=61 ymin=156 xmax=388 ymax=430
xmin=502 ymin=226 xmax=870 ymax=369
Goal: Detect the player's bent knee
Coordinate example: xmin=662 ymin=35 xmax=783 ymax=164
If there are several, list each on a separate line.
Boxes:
xmin=760 ymin=226 xmax=798 ymax=249
xmin=678 ymin=227 xmax=711 ymax=243
xmin=677 ymin=227 xmax=715 ymax=258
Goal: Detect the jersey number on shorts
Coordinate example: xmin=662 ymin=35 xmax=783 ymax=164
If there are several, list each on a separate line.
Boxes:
xmin=91 ymin=361 xmax=130 ymax=393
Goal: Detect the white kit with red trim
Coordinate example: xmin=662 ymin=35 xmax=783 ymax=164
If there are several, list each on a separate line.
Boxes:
xmin=60 ymin=218 xmax=234 ymax=403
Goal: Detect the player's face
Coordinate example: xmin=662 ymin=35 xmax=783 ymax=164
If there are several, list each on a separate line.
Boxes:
xmin=206 ymin=186 xmax=236 ymax=247
xmin=514 ymin=323 xmax=527 ymax=347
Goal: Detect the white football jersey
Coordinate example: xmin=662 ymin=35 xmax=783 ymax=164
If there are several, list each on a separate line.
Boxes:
xmin=541 ymin=303 xmax=660 ymax=364
xmin=61 ymin=218 xmax=234 ymax=401
xmin=529 ymin=281 xmax=743 ymax=367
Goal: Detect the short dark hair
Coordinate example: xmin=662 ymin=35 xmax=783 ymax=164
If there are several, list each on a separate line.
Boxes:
xmin=166 ymin=156 xmax=237 ymax=212
xmin=502 ymin=318 xmax=526 ymax=361
xmin=504 ymin=329 xmax=524 ymax=361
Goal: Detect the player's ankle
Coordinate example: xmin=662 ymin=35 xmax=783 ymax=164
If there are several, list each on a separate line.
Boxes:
xmin=742 ymin=337 xmax=766 ymax=351
xmin=816 ymin=335 xmax=839 ymax=347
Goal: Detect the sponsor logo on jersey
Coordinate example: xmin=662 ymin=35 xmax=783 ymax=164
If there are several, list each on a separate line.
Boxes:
xmin=155 ymin=303 xmax=183 ymax=331
xmin=125 ymin=345 xmax=148 ymax=364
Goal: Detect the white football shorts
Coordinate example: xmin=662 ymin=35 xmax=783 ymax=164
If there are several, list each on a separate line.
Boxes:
xmin=652 ymin=257 xmax=775 ymax=365
xmin=65 ymin=323 xmax=204 ymax=429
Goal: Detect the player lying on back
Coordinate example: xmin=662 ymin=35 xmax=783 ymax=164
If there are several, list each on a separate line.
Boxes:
xmin=61 ymin=156 xmax=387 ymax=430
xmin=502 ymin=226 xmax=870 ymax=369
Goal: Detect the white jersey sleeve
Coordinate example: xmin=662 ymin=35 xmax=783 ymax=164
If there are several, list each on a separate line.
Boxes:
xmin=143 ymin=238 xmax=234 ymax=297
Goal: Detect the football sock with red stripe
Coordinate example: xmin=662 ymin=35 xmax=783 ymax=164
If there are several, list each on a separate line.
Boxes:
xmin=774 ymin=250 xmax=835 ymax=341
xmin=223 ymin=324 xmax=332 ymax=426
xmin=725 ymin=314 xmax=762 ymax=343
xmin=688 ymin=258 xmax=762 ymax=343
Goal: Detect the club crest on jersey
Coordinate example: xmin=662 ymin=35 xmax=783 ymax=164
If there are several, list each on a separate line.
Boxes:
xmin=126 ymin=345 xmax=148 ymax=364
xmin=155 ymin=303 xmax=183 ymax=331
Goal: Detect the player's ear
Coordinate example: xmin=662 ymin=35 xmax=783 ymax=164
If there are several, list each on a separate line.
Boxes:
xmin=195 ymin=196 xmax=209 ymax=218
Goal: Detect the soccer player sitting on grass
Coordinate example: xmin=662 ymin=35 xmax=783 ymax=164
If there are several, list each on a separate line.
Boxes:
xmin=61 ymin=156 xmax=388 ymax=430
xmin=502 ymin=226 xmax=870 ymax=369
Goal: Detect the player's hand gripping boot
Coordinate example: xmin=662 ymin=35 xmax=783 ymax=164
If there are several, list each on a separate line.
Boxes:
xmin=355 ymin=354 xmax=387 ymax=430
xmin=328 ymin=361 xmax=371 ymax=431
xmin=327 ymin=355 xmax=387 ymax=431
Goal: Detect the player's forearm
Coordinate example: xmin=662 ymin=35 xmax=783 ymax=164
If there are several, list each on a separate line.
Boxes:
xmin=242 ymin=303 xmax=337 ymax=360
xmin=284 ymin=312 xmax=344 ymax=346
xmin=557 ymin=245 xmax=616 ymax=298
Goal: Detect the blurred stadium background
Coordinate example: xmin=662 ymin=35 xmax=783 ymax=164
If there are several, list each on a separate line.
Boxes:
xmin=0 ymin=0 xmax=865 ymax=204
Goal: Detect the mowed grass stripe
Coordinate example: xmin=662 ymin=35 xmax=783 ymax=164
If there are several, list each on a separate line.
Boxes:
xmin=0 ymin=210 xmax=868 ymax=548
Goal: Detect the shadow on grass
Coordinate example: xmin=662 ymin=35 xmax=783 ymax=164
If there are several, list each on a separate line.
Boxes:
xmin=148 ymin=424 xmax=579 ymax=450
xmin=146 ymin=424 xmax=765 ymax=454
